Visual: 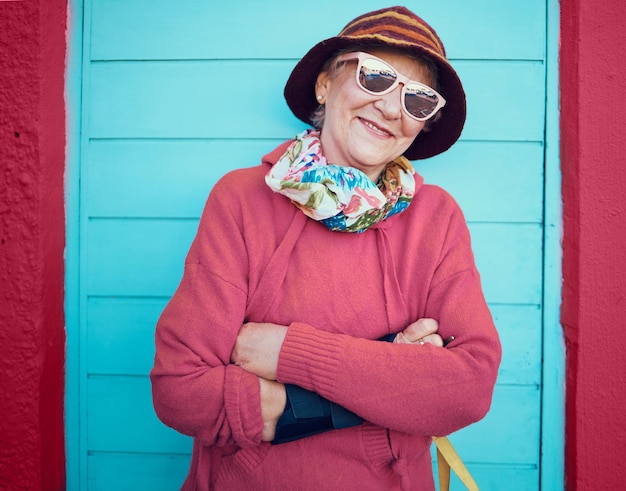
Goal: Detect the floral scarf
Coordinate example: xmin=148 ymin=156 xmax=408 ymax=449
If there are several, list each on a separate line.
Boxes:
xmin=265 ymin=130 xmax=416 ymax=233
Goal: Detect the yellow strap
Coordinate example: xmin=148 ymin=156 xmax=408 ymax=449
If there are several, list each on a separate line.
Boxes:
xmin=432 ymin=436 xmax=479 ymax=491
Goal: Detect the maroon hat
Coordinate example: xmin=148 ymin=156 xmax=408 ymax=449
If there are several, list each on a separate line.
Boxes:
xmin=284 ymin=6 xmax=466 ymax=160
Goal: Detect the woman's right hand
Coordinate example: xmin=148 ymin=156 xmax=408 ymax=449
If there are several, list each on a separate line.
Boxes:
xmin=259 ymin=378 xmax=287 ymax=441
xmin=394 ymin=318 xmax=443 ymax=347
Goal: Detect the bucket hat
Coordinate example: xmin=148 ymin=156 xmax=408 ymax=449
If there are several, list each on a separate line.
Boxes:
xmin=284 ymin=6 xmax=466 ymax=160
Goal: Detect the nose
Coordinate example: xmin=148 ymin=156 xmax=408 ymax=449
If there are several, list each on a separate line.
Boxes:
xmin=373 ymin=85 xmax=403 ymax=120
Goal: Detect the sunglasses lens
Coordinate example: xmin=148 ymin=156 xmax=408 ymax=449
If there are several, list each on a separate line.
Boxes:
xmin=358 ymin=58 xmax=397 ymax=93
xmin=404 ymin=84 xmax=440 ymax=120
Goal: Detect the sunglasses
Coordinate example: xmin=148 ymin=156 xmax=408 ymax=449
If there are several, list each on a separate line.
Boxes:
xmin=337 ymin=52 xmax=446 ymax=122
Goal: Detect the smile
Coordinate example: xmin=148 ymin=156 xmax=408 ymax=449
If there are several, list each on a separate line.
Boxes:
xmin=360 ymin=118 xmax=392 ymax=137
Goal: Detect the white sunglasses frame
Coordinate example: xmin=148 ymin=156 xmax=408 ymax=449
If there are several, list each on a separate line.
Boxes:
xmin=337 ymin=51 xmax=446 ymax=122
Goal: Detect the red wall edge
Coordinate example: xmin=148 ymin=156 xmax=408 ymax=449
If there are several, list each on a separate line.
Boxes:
xmin=560 ymin=0 xmax=626 ymax=489
xmin=0 ymin=0 xmax=67 ymax=490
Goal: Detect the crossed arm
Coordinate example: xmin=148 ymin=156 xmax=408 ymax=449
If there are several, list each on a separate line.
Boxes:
xmin=231 ymin=318 xmax=445 ymax=441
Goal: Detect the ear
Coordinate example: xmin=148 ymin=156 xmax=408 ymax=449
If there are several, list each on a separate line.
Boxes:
xmin=315 ymin=71 xmax=330 ymax=104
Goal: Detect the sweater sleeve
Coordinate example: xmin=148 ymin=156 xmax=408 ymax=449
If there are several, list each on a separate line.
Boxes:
xmin=276 ymin=204 xmax=502 ymax=437
xmin=150 ymin=175 xmax=264 ymax=448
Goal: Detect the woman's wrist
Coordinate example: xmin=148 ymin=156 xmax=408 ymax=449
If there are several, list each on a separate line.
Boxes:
xmin=259 ymin=378 xmax=286 ymax=441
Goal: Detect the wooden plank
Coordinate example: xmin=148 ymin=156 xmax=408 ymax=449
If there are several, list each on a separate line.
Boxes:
xmin=88 ymin=453 xmax=189 ymax=491
xmin=442 ymin=464 xmax=538 ymax=491
xmin=85 ymin=139 xmax=276 ymax=218
xmin=91 ymin=0 xmax=545 ymax=61
xmin=86 ymin=297 xmax=167 ymax=376
xmin=87 ymin=60 xmax=305 ymax=139
xmin=471 ymin=223 xmax=543 ymax=305
xmin=85 ymin=218 xmax=197 ymax=297
xmin=86 ymin=140 xmax=543 ymax=223
xmin=87 ymin=455 xmax=537 ymax=491
xmin=417 ymin=141 xmax=544 ymax=223
xmin=86 ymin=454 xmax=537 ymax=491
xmin=85 ymin=220 xmax=541 ymax=303
xmin=86 ymin=300 xmax=540 ymax=385
xmin=541 ymin=2 xmax=566 ymax=488
xmin=87 ymin=60 xmax=545 ymax=142
xmin=87 ymin=377 xmax=536 ymax=466
xmin=447 ymin=385 xmax=540 ymax=465
xmin=456 ymin=60 xmax=546 ymax=142
xmin=87 ymin=376 xmax=192 ymax=454
xmin=490 ymin=304 xmax=542 ymax=386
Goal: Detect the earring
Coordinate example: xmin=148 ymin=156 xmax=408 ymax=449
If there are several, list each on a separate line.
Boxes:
xmin=317 ymin=95 xmax=323 ymax=101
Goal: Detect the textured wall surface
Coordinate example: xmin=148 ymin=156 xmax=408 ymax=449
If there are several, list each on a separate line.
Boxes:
xmin=561 ymin=0 xmax=626 ymax=489
xmin=0 ymin=0 xmax=67 ymax=489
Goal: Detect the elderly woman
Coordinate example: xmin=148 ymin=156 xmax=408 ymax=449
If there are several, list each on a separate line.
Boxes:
xmin=151 ymin=6 xmax=501 ymax=490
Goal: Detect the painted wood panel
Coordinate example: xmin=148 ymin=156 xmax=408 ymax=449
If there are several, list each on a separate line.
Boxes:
xmin=90 ymin=0 xmax=545 ymax=61
xmin=86 ymin=299 xmax=541 ymax=386
xmin=87 ymin=377 xmax=537 ymax=466
xmin=86 ymin=140 xmax=544 ymax=222
xmin=84 ymin=220 xmax=542 ymax=303
xmin=417 ymin=142 xmax=544 ymax=224
xmin=87 ymin=376 xmax=191 ymax=454
xmin=86 ymin=454 xmax=538 ymax=491
xmin=68 ymin=0 xmax=557 ymax=489
xmin=86 ymin=454 xmax=540 ymax=491
xmin=87 ymin=454 xmax=191 ymax=491
xmin=87 ymin=60 xmax=545 ymax=141
xmin=85 ymin=139 xmax=277 ymax=218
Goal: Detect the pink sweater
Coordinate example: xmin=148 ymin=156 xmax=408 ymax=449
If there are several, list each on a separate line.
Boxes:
xmin=151 ymin=141 xmax=501 ymax=490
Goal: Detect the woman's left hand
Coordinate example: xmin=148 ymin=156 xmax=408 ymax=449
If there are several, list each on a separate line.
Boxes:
xmin=394 ymin=318 xmax=444 ymax=347
xmin=231 ymin=322 xmax=288 ymax=380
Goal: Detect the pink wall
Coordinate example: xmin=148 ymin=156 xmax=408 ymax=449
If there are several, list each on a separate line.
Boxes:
xmin=0 ymin=0 xmax=67 ymax=489
xmin=560 ymin=0 xmax=626 ymax=489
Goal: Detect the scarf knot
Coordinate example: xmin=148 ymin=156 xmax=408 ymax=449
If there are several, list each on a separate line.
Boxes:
xmin=266 ymin=130 xmax=416 ymax=233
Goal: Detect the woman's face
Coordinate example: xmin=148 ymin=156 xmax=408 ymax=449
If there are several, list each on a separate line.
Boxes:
xmin=315 ymin=49 xmax=429 ymax=180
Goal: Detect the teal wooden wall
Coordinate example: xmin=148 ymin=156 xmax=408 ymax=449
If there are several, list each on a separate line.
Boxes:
xmin=66 ymin=1 xmax=562 ymax=489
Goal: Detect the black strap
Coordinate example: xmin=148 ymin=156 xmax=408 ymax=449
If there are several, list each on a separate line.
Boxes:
xmin=273 ymin=384 xmax=333 ymax=444
xmin=272 ymin=384 xmax=363 ymax=444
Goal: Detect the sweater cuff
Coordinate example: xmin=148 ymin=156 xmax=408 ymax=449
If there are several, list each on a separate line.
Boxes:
xmin=276 ymin=322 xmax=345 ymax=398
xmin=361 ymin=423 xmax=395 ymax=470
xmin=223 ymin=365 xmax=263 ymax=446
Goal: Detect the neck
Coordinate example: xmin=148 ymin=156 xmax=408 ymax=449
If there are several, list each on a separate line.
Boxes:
xmin=318 ymin=133 xmax=385 ymax=182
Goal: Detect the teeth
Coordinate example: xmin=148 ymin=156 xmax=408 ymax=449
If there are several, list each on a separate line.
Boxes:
xmin=363 ymin=119 xmax=390 ymax=136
